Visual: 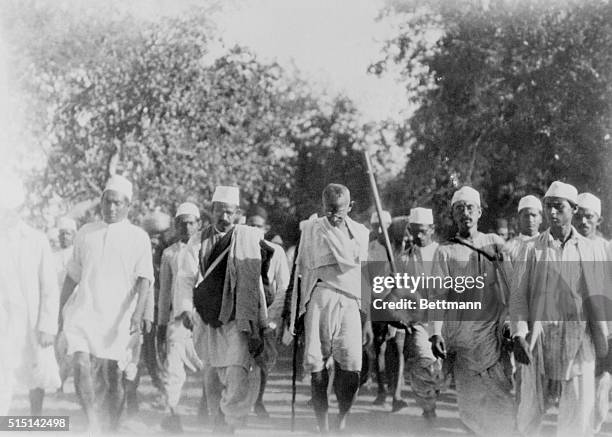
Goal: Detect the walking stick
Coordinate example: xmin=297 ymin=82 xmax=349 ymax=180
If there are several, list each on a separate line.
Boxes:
xmin=287 ymin=238 xmax=301 ymax=432
xmin=364 ymin=151 xmax=396 ymax=273
xmin=291 ymin=279 xmax=301 ymax=431
xmin=364 ymin=151 xmax=415 ymax=328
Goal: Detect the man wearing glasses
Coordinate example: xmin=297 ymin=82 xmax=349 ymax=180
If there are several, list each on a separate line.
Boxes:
xmin=289 ymin=183 xmax=372 ymax=433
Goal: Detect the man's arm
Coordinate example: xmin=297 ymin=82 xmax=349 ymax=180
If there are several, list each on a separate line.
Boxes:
xmin=59 ymin=275 xmax=78 ymax=331
xmin=428 ymin=247 xmax=450 ymax=336
xmin=266 ymin=246 xmax=290 ymax=327
xmin=427 ymin=247 xmax=450 ymax=359
xmin=37 ymin=236 xmax=60 ymax=346
xmin=60 ymin=230 xmax=82 ymax=331
xmin=510 ymin=245 xmax=532 ymax=338
xmin=131 ymin=231 xmax=155 ymax=334
xmin=509 ymin=245 xmax=534 ymax=365
xmin=174 ymin=236 xmax=200 ymax=329
xmin=130 ymin=277 xmax=152 ymax=334
xmin=157 ymin=250 xmax=173 ymax=327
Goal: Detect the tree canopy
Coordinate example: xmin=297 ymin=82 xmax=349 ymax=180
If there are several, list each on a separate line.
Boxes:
xmin=3 ymin=2 xmax=384 ymax=233
xmin=375 ymin=0 xmax=612 ymax=235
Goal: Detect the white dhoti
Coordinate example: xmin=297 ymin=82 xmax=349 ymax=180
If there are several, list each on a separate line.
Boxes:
xmin=303 ymin=286 xmax=362 ymax=373
xmin=517 ymin=346 xmax=596 ymax=437
xmin=194 ymin=318 xmax=259 ymax=426
xmin=204 ymin=363 xmax=260 ymax=426
xmin=453 ymin=359 xmax=516 ymax=437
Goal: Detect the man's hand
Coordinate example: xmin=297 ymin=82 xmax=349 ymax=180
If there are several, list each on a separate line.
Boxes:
xmin=362 ymin=320 xmax=374 ymax=347
xmin=513 ymin=335 xmax=532 ymax=365
xmin=429 ymin=335 xmax=447 ymax=360
xmin=129 ymin=314 xmax=150 ymax=334
xmin=178 ymin=311 xmax=194 ymax=331
xmin=597 ymin=338 xmax=612 ymax=376
xmin=37 ymin=331 xmax=55 ymax=347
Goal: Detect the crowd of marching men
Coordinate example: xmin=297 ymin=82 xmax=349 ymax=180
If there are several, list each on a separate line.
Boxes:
xmin=1 ymin=171 xmax=612 ymax=437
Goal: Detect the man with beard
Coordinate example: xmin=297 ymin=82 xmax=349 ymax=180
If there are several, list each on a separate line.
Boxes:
xmin=59 ymin=175 xmax=154 ymax=431
xmin=512 ymin=182 xmax=608 ymax=437
xmin=157 ymin=202 xmax=203 ymax=432
xmin=175 ymin=186 xmax=271 ymax=434
xmin=429 ymin=186 xmax=515 ymax=436
xmin=290 ymin=184 xmax=372 ymax=433
xmin=573 ymin=192 xmax=611 ymax=433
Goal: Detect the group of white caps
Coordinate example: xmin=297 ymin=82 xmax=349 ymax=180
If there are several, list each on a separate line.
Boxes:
xmin=0 ymin=172 xmax=241 ymax=227
xmin=0 ymin=173 xmax=602 ymax=226
xmin=104 ymin=175 xmax=240 ymax=218
xmin=370 ymin=180 xmax=602 ymax=229
xmin=100 ymin=177 xmax=607 ymax=226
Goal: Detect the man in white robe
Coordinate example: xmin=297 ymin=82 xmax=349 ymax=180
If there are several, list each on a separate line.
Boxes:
xmin=512 ymin=182 xmax=608 ymax=437
xmin=290 ymin=184 xmax=372 ymax=433
xmin=0 ymin=173 xmax=60 ymax=416
xmin=59 ymin=174 xmax=154 ymax=431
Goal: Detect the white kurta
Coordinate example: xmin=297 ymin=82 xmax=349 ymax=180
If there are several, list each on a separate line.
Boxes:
xmin=63 ymin=219 xmax=153 ymax=361
xmin=0 ymin=220 xmax=60 ymax=414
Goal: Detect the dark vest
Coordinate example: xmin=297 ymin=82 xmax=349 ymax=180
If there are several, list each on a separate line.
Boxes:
xmin=193 ymin=228 xmax=233 ymax=327
xmin=192 ymin=227 xmax=276 ymax=327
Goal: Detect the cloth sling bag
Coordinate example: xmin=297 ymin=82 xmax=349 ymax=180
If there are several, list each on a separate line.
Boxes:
xmin=193 ymin=229 xmax=233 ymax=327
xmin=448 ymin=236 xmax=511 ymax=307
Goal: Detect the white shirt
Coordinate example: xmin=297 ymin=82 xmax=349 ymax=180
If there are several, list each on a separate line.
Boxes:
xmin=63 ymin=219 xmax=153 ymax=361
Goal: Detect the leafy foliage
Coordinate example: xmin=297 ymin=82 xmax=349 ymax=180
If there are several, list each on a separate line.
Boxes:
xmin=4 ymin=2 xmax=385 ymax=233
xmin=376 ymin=0 xmax=612 ymax=235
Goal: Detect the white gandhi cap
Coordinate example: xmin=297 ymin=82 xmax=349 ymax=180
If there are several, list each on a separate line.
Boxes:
xmin=175 ymin=202 xmax=200 ymax=218
xmin=212 ymin=186 xmax=240 ymax=205
xmin=104 ymin=174 xmax=133 ymax=201
xmin=517 ymin=195 xmax=542 ymax=212
xmin=577 ymin=193 xmax=601 ymax=216
xmin=409 ymin=207 xmax=434 ymax=225
xmin=57 ymin=216 xmax=77 ymax=231
xmin=451 ymin=186 xmax=480 ymax=207
xmin=370 ymin=210 xmax=392 ymax=227
xmin=544 ymin=181 xmax=578 ymax=204
xmin=0 ymin=171 xmax=25 ymax=210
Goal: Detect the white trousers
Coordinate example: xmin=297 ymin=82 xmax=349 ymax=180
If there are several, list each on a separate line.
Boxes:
xmin=517 ymin=358 xmax=595 ymax=437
